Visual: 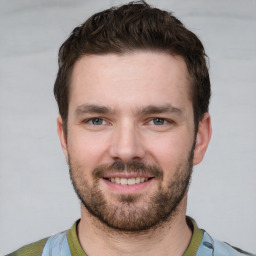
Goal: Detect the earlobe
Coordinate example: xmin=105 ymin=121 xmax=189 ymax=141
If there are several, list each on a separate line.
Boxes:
xmin=57 ymin=116 xmax=68 ymax=162
xmin=193 ymin=113 xmax=212 ymax=166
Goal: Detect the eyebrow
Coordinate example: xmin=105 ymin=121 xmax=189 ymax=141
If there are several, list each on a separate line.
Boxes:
xmin=75 ymin=104 xmax=115 ymax=116
xmin=136 ymin=104 xmax=182 ymax=116
xmin=75 ymin=103 xmax=182 ymax=117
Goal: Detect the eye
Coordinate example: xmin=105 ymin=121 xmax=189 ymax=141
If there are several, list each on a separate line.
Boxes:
xmin=150 ymin=118 xmax=167 ymax=125
xmin=89 ymin=118 xmax=105 ymax=125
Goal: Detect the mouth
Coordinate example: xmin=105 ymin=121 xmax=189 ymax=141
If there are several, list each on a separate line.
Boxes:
xmin=103 ymin=177 xmax=153 ymax=185
xmin=101 ymin=175 xmax=155 ymax=194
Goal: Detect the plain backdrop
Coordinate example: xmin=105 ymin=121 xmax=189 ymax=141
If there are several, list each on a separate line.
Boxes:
xmin=0 ymin=0 xmax=255 ymax=255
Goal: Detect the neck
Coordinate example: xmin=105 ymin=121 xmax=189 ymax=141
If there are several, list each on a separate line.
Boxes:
xmin=77 ymin=196 xmax=192 ymax=256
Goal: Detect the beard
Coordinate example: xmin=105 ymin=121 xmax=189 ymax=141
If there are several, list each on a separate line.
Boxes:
xmin=68 ymin=144 xmax=194 ymax=233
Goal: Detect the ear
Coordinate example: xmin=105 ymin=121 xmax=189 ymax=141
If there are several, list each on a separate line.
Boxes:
xmin=193 ymin=113 xmax=212 ymax=166
xmin=57 ymin=116 xmax=68 ymax=162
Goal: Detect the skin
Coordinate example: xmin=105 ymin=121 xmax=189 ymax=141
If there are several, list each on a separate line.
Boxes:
xmin=57 ymin=51 xmax=212 ymax=256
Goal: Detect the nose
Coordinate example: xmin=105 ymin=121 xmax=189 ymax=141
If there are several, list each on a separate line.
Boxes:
xmin=109 ymin=122 xmax=146 ymax=163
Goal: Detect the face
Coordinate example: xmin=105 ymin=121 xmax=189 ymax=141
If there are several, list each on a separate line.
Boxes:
xmin=58 ymin=51 xmax=211 ymax=232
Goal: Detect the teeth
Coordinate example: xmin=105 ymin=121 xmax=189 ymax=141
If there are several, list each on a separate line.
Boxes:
xmin=135 ymin=177 xmax=140 ymax=184
xmin=128 ymin=178 xmax=135 ymax=185
xmin=108 ymin=177 xmax=149 ymax=185
xmin=120 ymin=178 xmax=128 ymax=185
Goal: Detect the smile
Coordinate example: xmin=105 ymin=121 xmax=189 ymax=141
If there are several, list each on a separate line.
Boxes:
xmin=104 ymin=177 xmax=151 ymax=185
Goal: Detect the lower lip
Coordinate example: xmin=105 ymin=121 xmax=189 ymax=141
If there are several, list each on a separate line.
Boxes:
xmin=102 ymin=178 xmax=154 ymax=194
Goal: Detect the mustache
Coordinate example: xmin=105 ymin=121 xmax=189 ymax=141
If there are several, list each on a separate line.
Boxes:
xmin=93 ymin=160 xmax=163 ymax=179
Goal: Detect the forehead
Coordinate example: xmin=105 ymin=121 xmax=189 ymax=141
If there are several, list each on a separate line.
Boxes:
xmin=69 ymin=51 xmax=192 ymax=112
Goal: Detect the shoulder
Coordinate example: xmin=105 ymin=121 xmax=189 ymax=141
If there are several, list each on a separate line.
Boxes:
xmin=5 ymin=221 xmax=79 ymax=256
xmin=5 ymin=237 xmax=49 ymax=256
xmin=214 ymin=239 xmax=255 ymax=256
xmin=199 ymin=231 xmax=255 ymax=256
xmin=187 ymin=217 xmax=255 ymax=256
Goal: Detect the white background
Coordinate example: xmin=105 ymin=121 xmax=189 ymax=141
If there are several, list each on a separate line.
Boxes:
xmin=0 ymin=0 xmax=255 ymax=255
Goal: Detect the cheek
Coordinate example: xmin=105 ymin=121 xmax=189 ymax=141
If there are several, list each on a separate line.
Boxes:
xmin=145 ymin=133 xmax=193 ymax=170
xmin=67 ymin=130 xmax=110 ymax=167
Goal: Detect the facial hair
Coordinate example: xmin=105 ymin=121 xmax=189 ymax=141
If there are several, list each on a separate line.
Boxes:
xmin=68 ymin=144 xmax=194 ymax=232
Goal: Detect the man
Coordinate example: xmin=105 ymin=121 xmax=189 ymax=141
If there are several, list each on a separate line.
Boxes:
xmin=7 ymin=1 xmax=254 ymax=256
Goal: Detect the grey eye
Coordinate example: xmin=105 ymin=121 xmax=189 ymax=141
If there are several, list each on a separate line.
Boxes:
xmin=152 ymin=118 xmax=165 ymax=125
xmin=91 ymin=118 xmax=104 ymax=125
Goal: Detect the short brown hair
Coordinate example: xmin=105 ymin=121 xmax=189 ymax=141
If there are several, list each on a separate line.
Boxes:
xmin=54 ymin=1 xmax=211 ymax=135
